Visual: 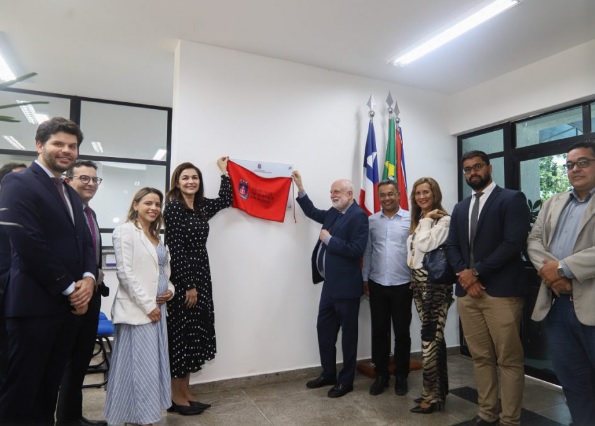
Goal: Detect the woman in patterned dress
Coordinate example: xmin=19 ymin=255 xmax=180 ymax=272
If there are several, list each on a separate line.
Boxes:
xmin=164 ymin=157 xmax=232 ymax=415
xmin=406 ymin=177 xmax=454 ymax=414
xmin=104 ymin=188 xmax=175 ymax=426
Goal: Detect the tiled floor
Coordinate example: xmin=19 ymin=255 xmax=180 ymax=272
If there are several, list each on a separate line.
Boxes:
xmin=82 ymin=354 xmax=572 ymax=425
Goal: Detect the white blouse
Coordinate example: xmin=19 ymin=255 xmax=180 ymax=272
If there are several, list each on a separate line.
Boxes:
xmin=406 ymin=215 xmax=451 ymax=270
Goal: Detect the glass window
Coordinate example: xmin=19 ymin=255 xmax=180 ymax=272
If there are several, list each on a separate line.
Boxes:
xmin=520 ymin=154 xmax=570 ymax=206
xmin=90 ymin=161 xmax=166 ymax=236
xmin=591 ymin=102 xmax=595 ymax=132
xmin=79 ymin=101 xmax=168 ymax=160
xmin=516 ymin=106 xmax=583 ymax=148
xmin=461 ymin=128 xmax=503 ymax=155
xmin=0 ymin=91 xmax=71 ymax=151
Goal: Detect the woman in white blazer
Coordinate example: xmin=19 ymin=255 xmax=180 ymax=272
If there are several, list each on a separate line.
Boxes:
xmin=104 ymin=188 xmax=175 ymax=426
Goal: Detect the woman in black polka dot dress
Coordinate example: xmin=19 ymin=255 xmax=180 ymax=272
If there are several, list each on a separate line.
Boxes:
xmin=164 ymin=157 xmax=232 ymax=415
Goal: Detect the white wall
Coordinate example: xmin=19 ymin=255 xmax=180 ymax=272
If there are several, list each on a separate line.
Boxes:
xmin=448 ymin=39 xmax=595 ymax=135
xmin=172 ymin=40 xmax=458 ymax=383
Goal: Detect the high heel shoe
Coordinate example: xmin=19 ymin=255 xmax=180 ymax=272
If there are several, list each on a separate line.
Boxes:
xmin=410 ymin=401 xmax=443 ymax=414
xmin=167 ymin=401 xmax=204 ymax=416
xmin=190 ymin=400 xmax=212 ymax=409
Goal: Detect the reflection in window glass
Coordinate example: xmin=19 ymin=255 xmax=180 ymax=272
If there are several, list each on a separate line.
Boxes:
xmin=461 ymin=157 xmax=504 ymax=200
xmin=89 ymin=161 xmax=166 ymax=241
xmin=461 ymin=128 xmax=503 ymax=155
xmin=0 ymin=92 xmax=71 ymax=151
xmin=591 ymin=102 xmax=595 ymax=132
xmin=516 ymin=107 xmax=583 ymax=148
xmin=79 ymin=101 xmax=168 ymax=160
xmin=520 ymin=155 xmax=571 ymax=206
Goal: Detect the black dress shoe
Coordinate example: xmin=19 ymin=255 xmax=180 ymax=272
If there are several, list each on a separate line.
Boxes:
xmin=167 ymin=401 xmax=204 ymax=416
xmin=463 ymin=415 xmax=499 ymax=425
xmin=414 ymin=396 xmax=424 ymax=403
xmin=410 ymin=401 xmax=443 ymax=414
xmin=59 ymin=418 xmax=108 ymax=426
xmin=327 ymin=383 xmax=353 ymax=398
xmin=395 ymin=375 xmax=408 ymax=395
xmin=306 ymin=375 xmax=336 ymax=389
xmin=369 ymin=375 xmax=389 ymax=395
xmin=190 ymin=400 xmax=212 ymax=409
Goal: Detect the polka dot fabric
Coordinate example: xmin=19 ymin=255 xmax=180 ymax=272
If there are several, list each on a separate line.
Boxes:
xmin=164 ymin=175 xmax=232 ymax=377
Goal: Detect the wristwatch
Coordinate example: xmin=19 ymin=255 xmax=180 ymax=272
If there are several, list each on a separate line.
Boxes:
xmin=557 ymin=263 xmax=566 ymax=278
xmin=472 ymin=268 xmax=479 ymax=277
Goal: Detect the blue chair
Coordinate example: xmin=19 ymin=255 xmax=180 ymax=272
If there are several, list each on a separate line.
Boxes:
xmin=83 ymin=311 xmax=114 ymax=389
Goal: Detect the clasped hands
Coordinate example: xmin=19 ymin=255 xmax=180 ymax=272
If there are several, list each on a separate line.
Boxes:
xmin=457 ymin=268 xmax=485 ymax=298
xmin=69 ymin=276 xmax=95 ymax=315
xmin=538 ymin=259 xmax=572 ymax=297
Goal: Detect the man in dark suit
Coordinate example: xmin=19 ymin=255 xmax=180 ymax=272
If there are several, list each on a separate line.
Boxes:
xmin=56 ymin=160 xmax=109 ymax=426
xmin=0 ymin=162 xmax=27 ymax=387
xmin=0 ymin=117 xmax=96 ymax=425
xmin=292 ymin=171 xmax=369 ymax=398
xmin=446 ymin=150 xmax=530 ymax=426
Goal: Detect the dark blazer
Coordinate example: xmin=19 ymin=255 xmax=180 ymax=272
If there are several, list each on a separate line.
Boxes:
xmin=0 ymin=162 xmax=96 ymax=317
xmin=296 ymin=195 xmax=369 ymax=299
xmin=446 ymin=185 xmax=530 ymax=297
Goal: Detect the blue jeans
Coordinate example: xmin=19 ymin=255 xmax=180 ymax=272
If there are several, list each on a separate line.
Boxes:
xmin=546 ymin=295 xmax=595 ymax=426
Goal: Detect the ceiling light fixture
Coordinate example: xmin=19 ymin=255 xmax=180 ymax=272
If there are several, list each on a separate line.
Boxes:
xmin=2 ymin=135 xmax=26 ymax=150
xmin=91 ymin=141 xmax=104 ymax=153
xmin=16 ymin=100 xmax=38 ymax=124
xmin=390 ymin=0 xmax=520 ymax=67
xmin=0 ymin=53 xmax=16 ymax=81
xmin=153 ymin=149 xmax=167 ymax=161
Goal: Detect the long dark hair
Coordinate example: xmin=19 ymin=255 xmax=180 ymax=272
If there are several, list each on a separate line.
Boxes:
xmin=165 ymin=162 xmax=204 ymax=210
xmin=127 ymin=187 xmax=164 ymax=239
xmin=409 ymin=177 xmax=448 ymax=234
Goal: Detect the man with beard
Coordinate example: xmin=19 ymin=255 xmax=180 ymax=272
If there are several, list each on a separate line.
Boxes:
xmin=292 ymin=171 xmax=368 ymax=398
xmin=527 ymin=142 xmax=595 ymax=426
xmin=446 ymin=150 xmax=530 ymax=426
xmin=0 ymin=117 xmax=96 ymax=425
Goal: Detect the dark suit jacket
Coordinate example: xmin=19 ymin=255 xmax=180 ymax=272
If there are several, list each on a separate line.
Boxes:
xmin=296 ymin=195 xmax=369 ymax=299
xmin=446 ymin=185 xmax=530 ymax=297
xmin=87 ymin=206 xmax=108 ymax=296
xmin=0 ymin=162 xmax=96 ymax=317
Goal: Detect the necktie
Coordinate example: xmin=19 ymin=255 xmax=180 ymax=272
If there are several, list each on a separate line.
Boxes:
xmin=84 ymin=206 xmax=98 ymax=259
xmin=51 ymin=177 xmax=69 ymax=209
xmin=469 ymin=191 xmax=483 ymax=267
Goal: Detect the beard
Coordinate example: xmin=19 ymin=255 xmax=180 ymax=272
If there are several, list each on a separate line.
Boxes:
xmin=466 ymin=174 xmax=491 ymax=191
xmin=42 ymin=152 xmax=75 ymax=173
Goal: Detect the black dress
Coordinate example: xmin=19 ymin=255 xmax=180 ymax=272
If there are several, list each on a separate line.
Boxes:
xmin=164 ymin=175 xmax=232 ymax=377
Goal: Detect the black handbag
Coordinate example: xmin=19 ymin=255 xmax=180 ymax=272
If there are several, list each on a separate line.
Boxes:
xmin=422 ymin=245 xmax=456 ymax=284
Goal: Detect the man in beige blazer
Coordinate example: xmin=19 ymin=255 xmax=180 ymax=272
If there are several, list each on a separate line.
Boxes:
xmin=527 ymin=141 xmax=595 ymax=426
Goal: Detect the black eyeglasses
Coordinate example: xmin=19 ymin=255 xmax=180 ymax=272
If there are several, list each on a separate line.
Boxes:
xmin=463 ymin=163 xmax=486 ymax=175
xmin=563 ymin=158 xmax=595 ymax=171
xmin=70 ymin=175 xmax=103 ymax=185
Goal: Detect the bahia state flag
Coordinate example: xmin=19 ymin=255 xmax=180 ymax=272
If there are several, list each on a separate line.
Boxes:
xmin=359 ymin=120 xmax=380 ymax=216
xmin=227 ymin=160 xmax=292 ymax=222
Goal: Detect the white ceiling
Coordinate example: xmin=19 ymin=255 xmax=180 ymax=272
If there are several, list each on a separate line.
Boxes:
xmin=1 ymin=0 xmax=595 ymax=107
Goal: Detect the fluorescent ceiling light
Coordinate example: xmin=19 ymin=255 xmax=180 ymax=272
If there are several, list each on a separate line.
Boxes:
xmin=2 ymin=135 xmax=26 ymax=150
xmin=35 ymin=113 xmax=49 ymax=124
xmin=16 ymin=100 xmax=38 ymax=124
xmin=91 ymin=141 xmax=104 ymax=153
xmin=390 ymin=0 xmax=520 ymax=66
xmin=153 ymin=149 xmax=167 ymax=160
xmin=0 ymin=53 xmax=16 ymax=81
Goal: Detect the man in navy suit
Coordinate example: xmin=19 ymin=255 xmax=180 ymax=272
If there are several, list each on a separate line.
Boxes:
xmin=56 ymin=160 xmax=109 ymax=426
xmin=292 ymin=171 xmax=368 ymax=398
xmin=446 ymin=150 xmax=530 ymax=426
xmin=0 ymin=117 xmax=96 ymax=425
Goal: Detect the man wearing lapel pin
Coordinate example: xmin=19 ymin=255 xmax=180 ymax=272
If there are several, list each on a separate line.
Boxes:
xmin=292 ymin=171 xmax=368 ymax=398
xmin=56 ymin=160 xmax=109 ymax=426
xmin=0 ymin=117 xmax=96 ymax=425
xmin=527 ymin=142 xmax=595 ymax=426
